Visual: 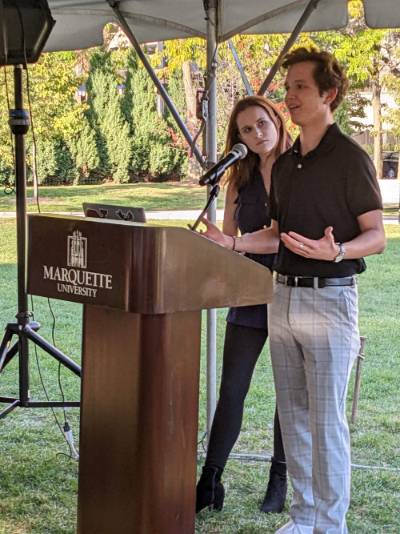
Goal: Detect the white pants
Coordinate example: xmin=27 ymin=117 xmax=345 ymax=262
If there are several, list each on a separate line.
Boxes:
xmin=269 ymin=282 xmax=360 ymax=534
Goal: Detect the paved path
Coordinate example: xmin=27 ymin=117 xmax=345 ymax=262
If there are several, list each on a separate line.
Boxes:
xmin=0 ymin=179 xmax=398 ymax=223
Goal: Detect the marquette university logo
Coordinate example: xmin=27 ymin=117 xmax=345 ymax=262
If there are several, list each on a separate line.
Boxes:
xmin=42 ymin=230 xmax=113 ymax=299
xmin=67 ymin=230 xmax=87 ymax=269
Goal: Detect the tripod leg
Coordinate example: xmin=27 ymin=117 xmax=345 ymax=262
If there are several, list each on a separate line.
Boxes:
xmin=0 ymin=341 xmax=19 ymax=372
xmin=0 ymin=327 xmax=15 ymax=371
xmin=23 ymin=325 xmax=81 ymax=377
xmin=0 ymin=399 xmax=20 ymax=419
xmin=19 ymin=332 xmax=30 ymax=404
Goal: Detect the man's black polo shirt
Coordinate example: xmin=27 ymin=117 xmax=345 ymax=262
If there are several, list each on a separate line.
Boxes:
xmin=270 ymin=123 xmax=383 ymax=277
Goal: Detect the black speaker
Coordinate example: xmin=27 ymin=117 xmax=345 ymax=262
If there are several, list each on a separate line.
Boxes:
xmin=0 ymin=0 xmax=55 ymax=66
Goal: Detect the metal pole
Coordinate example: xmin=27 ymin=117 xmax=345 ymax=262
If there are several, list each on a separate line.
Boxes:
xmin=14 ymin=66 xmax=28 ymax=318
xmin=156 ymin=42 xmax=165 ymax=118
xmin=109 ymin=1 xmax=205 ymax=167
xmin=13 ymin=65 xmax=30 ymax=405
xmin=228 ymin=40 xmax=254 ymax=96
xmin=205 ymin=0 xmax=218 ymax=441
xmin=257 ymin=0 xmax=321 ymax=95
xmin=351 ymin=336 xmax=366 ymax=424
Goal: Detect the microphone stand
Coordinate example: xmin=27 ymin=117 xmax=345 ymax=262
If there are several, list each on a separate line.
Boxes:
xmin=189 ymin=144 xmax=248 ymax=231
xmin=188 ymin=178 xmax=221 ymax=231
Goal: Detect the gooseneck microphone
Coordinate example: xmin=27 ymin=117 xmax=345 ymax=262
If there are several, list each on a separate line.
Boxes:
xmin=198 ymin=143 xmax=248 ymax=186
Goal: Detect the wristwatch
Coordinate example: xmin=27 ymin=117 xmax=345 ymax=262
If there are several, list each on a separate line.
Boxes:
xmin=333 ymin=242 xmax=346 ymax=263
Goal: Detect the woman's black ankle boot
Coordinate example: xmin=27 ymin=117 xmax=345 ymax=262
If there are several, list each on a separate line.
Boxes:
xmin=260 ymin=457 xmax=287 ymax=513
xmin=196 ymin=466 xmax=225 ymax=513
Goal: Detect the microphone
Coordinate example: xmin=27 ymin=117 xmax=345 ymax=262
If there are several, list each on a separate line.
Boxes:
xmin=199 ymin=143 xmax=248 ymax=186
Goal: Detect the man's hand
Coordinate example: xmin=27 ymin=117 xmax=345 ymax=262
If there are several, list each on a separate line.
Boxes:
xmin=280 ymin=226 xmax=339 ymax=261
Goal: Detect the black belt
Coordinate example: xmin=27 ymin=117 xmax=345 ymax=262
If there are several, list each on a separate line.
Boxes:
xmin=276 ymin=273 xmax=356 ymax=289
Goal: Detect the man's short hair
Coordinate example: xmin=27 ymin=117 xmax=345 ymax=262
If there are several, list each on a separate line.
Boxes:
xmin=282 ymin=47 xmax=348 ymax=111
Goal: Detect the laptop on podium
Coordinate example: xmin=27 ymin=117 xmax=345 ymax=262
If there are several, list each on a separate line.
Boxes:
xmin=83 ymin=202 xmax=146 ymax=223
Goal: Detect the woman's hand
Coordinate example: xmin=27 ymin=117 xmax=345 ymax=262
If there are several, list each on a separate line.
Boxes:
xmin=198 ymin=217 xmax=234 ymax=249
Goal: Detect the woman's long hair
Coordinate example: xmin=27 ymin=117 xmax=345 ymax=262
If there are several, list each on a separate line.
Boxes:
xmin=224 ymin=95 xmax=291 ymax=190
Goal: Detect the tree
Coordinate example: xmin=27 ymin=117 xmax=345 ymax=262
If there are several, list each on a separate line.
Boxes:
xmin=68 ymin=109 xmax=100 ymax=183
xmin=0 ymin=51 xmax=95 ymax=188
xmin=0 ymin=70 xmax=14 ymax=190
xmin=127 ymin=53 xmax=185 ymax=179
xmin=312 ymin=1 xmax=400 ymax=178
xmin=86 ymin=49 xmax=132 ymax=182
xmin=26 ymin=51 xmax=81 ymax=188
xmin=382 ymin=71 xmax=400 ymax=178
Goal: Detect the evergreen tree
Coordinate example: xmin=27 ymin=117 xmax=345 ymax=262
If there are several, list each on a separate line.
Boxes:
xmin=129 ymin=62 xmax=185 ymax=178
xmin=102 ymin=88 xmax=132 ymax=182
xmin=86 ymin=49 xmax=132 ymax=182
xmin=34 ymin=136 xmax=76 ymax=185
xmin=68 ymin=111 xmax=100 ymax=183
xmin=36 ymin=138 xmax=58 ymax=184
xmin=54 ymin=137 xmax=76 ymax=184
xmin=129 ymin=64 xmax=154 ymax=173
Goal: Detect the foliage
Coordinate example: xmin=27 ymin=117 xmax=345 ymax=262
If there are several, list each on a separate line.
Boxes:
xmin=334 ymin=92 xmax=370 ymax=135
xmin=1 ymin=0 xmax=400 ymax=184
xmin=0 ymin=44 xmax=188 ymax=185
xmin=128 ymin=59 xmax=186 ymax=178
xmin=86 ymin=49 xmax=133 ymax=182
xmin=35 ymin=138 xmax=58 ymax=182
xmin=166 ymin=69 xmax=186 ymax=119
xmin=310 ymin=4 xmax=400 ymax=151
xmin=162 ymin=38 xmax=207 ymax=73
xmin=34 ymin=136 xmax=76 ymax=185
xmin=128 ymin=63 xmax=154 ymax=172
xmin=53 ymin=138 xmax=77 ymax=184
xmin=381 ymin=66 xmax=400 ymax=148
xmin=0 ymin=154 xmax=14 ymax=190
xmin=68 ymin=110 xmax=100 ymax=184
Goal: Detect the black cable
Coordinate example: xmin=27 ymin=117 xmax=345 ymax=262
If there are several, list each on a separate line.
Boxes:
xmin=2 ymin=67 xmax=16 ymax=194
xmin=198 ymin=430 xmax=208 ymax=453
xmin=15 ymin=2 xmax=41 ymax=213
xmin=47 ymin=297 xmax=68 ymax=425
xmin=0 ymin=0 xmax=14 ymax=195
xmin=190 ymin=119 xmax=205 ymax=157
xmin=47 ymin=296 xmax=79 ymax=461
xmin=24 ymin=63 xmax=41 ymax=213
xmin=30 ymin=296 xmax=76 ymax=460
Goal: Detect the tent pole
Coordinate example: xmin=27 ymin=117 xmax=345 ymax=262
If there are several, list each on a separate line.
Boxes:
xmin=204 ymin=0 xmax=218 ymax=443
xmin=257 ymin=0 xmax=321 ymax=95
xmin=228 ymin=40 xmax=254 ymax=96
xmin=108 ymin=1 xmax=205 ymax=167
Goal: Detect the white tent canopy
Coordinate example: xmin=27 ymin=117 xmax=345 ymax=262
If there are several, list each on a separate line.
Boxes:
xmin=45 ymin=0 xmax=400 ymax=52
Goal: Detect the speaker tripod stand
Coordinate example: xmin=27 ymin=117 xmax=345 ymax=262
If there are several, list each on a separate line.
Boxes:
xmin=0 ymin=64 xmax=81 ymax=419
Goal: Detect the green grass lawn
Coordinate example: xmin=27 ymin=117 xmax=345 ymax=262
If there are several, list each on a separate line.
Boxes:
xmin=0 ymin=182 xmax=225 ymax=213
xmin=0 ymin=218 xmax=399 ymax=533
xmin=0 ymin=183 xmax=397 ymax=216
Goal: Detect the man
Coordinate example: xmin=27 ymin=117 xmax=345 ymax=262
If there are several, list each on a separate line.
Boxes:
xmin=201 ymin=47 xmax=385 ymax=533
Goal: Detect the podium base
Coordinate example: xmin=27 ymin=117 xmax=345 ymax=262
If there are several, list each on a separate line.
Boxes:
xmin=78 ymin=304 xmax=202 ymax=534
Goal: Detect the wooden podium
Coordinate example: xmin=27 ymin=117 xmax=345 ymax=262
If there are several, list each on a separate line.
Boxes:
xmin=27 ymin=214 xmax=273 ymax=534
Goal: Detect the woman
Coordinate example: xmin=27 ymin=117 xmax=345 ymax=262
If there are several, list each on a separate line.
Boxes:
xmin=196 ymin=96 xmax=291 ymax=514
